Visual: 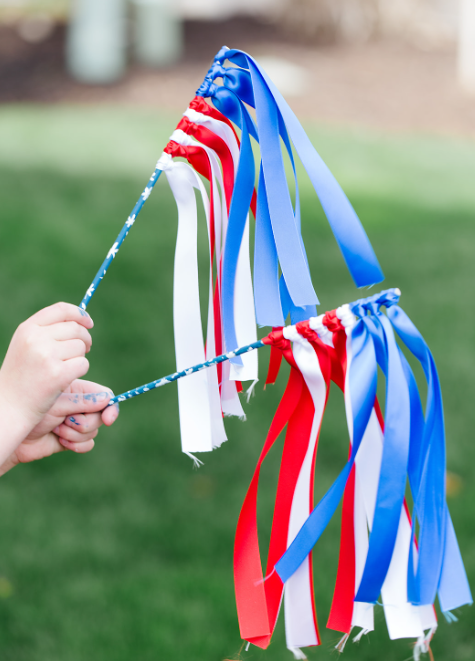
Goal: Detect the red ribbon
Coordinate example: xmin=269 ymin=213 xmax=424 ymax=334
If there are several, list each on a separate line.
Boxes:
xmin=176 ymin=116 xmax=235 ymax=212
xmin=189 ymin=95 xmax=240 ymax=143
xmin=265 ymin=327 xmax=284 ymax=386
xmin=187 ymin=97 xmax=257 ymax=218
xmin=321 ymin=314 xmax=356 ymax=634
xmin=234 ymin=328 xmax=332 ymax=648
xmin=234 ymin=330 xmax=295 ymax=646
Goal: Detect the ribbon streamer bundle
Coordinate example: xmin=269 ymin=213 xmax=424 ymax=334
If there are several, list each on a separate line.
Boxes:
xmin=79 ymin=47 xmax=472 ymax=658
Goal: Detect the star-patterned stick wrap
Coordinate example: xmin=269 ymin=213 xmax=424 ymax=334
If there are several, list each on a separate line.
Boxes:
xmin=78 ymin=168 xmax=162 ymax=311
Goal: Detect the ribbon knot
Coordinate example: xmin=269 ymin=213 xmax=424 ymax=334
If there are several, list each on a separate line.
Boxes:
xmin=210 ymin=62 xmax=228 ymax=78
xmin=376 ymin=288 xmax=401 ymax=309
xmin=295 ymin=320 xmax=320 ymax=344
xmin=213 ymin=45 xmax=230 ymax=62
xmin=350 ymin=288 xmax=401 ymax=319
xmin=336 ymin=304 xmax=357 ymax=329
xmin=307 ymin=314 xmax=334 ymax=346
xmin=196 ymin=74 xmax=220 ymax=98
xmin=164 ymin=140 xmax=187 ymax=159
xmin=169 ymin=129 xmax=194 ymax=148
xmin=263 ymin=328 xmax=290 ymax=352
xmin=362 ymin=300 xmax=379 ymax=316
xmin=155 ymin=151 xmax=174 ymax=171
xmin=188 ymin=96 xmax=214 ymax=115
xmin=322 ymin=310 xmax=343 ymax=333
xmin=349 ymin=300 xmax=367 ymax=319
xmin=183 ymin=108 xmax=202 ymax=124
xmin=195 ymin=57 xmax=225 ymax=96
xmin=176 ymin=116 xmax=198 ymax=137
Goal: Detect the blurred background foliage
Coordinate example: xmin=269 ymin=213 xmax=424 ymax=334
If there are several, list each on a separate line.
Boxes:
xmin=0 ymin=0 xmax=475 ymax=660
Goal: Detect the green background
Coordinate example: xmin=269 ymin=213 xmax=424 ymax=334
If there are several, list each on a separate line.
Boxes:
xmin=0 ymin=106 xmax=473 ymax=660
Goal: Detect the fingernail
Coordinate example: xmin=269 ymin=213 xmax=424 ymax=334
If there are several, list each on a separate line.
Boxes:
xmin=53 ymin=426 xmax=61 ymax=435
xmin=69 ymin=416 xmax=80 ymax=426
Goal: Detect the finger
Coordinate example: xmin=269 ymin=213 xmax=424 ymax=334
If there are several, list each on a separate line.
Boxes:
xmin=53 ymin=425 xmax=98 ymax=444
xmin=50 ymin=322 xmax=92 ymax=352
xmin=59 ymin=438 xmax=95 ymax=454
xmin=44 ymin=435 xmax=68 ymax=457
xmin=60 ymin=357 xmax=90 ymax=388
xmin=102 ymin=402 xmax=119 ymax=427
xmin=64 ymin=412 xmax=102 ymax=433
xmin=31 ymin=302 xmax=93 ymax=329
xmin=18 ymin=433 xmax=67 ymax=462
xmin=66 ymin=380 xmax=113 ymax=397
xmin=52 ymin=388 xmax=111 ymax=417
xmin=56 ymin=339 xmax=88 ymax=361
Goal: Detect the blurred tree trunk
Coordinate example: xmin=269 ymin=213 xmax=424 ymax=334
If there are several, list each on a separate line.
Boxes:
xmin=67 ymin=0 xmax=128 ymax=84
xmin=458 ymin=0 xmax=475 ymax=94
xmin=132 ymin=0 xmax=182 ymax=67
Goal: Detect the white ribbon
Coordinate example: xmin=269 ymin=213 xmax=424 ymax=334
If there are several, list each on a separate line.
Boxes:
xmin=184 ymin=107 xmax=240 ymax=166
xmin=282 ymin=325 xmax=323 ymax=651
xmin=168 ymin=129 xmax=244 ymax=422
xmin=159 ymin=154 xmax=227 ymax=453
xmin=182 ymin=109 xmax=258 ymax=385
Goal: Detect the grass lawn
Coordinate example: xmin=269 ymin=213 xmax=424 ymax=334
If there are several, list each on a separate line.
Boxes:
xmin=0 ymin=105 xmax=473 ymax=661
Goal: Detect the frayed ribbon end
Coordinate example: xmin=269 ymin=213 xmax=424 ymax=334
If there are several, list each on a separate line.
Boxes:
xmin=353 ymin=628 xmax=371 ymax=643
xmin=335 ymin=633 xmax=350 ymax=653
xmin=246 ymin=379 xmax=259 ymax=403
xmin=184 ymin=452 xmax=204 ymax=469
xmin=288 ymin=646 xmax=307 ymax=660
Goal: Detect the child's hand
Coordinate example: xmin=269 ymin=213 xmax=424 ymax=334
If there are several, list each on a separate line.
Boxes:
xmin=0 ymin=302 xmax=93 ymax=431
xmin=0 ymin=379 xmax=119 ymax=475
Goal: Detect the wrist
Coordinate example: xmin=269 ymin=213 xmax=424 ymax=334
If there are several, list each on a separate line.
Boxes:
xmin=0 ymin=391 xmax=39 ymax=466
xmin=0 ymin=370 xmax=43 ymax=428
xmin=0 ymin=454 xmax=19 ymax=477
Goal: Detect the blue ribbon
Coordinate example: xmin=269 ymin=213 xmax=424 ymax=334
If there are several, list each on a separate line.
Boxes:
xmin=277 ymin=111 xmax=317 ymax=324
xmin=351 ymin=295 xmax=411 ymax=603
xmin=213 ymin=47 xmax=384 ymax=290
xmin=212 ymin=85 xmax=256 ymax=360
xmin=197 ymin=56 xmax=317 ymax=339
xmin=254 ymin=164 xmax=284 ymax=326
xmin=386 ymin=303 xmax=472 ymax=610
xmin=254 ymin=132 xmax=315 ymax=326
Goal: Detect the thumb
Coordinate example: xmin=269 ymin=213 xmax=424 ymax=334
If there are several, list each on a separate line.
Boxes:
xmin=52 ymin=391 xmax=112 ymax=417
